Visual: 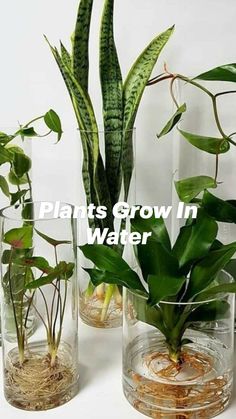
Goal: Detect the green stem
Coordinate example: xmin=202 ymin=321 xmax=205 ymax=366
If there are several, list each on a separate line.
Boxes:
xmin=100 ymin=284 xmax=115 ymax=322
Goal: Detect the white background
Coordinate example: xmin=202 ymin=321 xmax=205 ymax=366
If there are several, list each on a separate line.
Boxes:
xmin=1 ymin=0 xmax=236 ymax=418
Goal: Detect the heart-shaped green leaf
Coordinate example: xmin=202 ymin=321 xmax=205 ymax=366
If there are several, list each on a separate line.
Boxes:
xmin=35 ymin=228 xmax=71 ymax=247
xmin=44 ymin=109 xmax=63 ymax=142
xmin=201 ymin=190 xmax=236 ymax=223
xmin=25 ymin=261 xmax=74 ymax=289
xmin=12 ymin=152 xmax=31 ymax=178
xmin=157 ymin=104 xmax=186 ymax=138
xmin=175 ymin=176 xmax=217 ymax=203
xmin=195 ymin=63 xmax=236 ymax=82
xmin=0 ymin=175 xmax=10 ymax=197
xmin=14 ymin=256 xmax=52 ymax=274
xmin=178 ymin=129 xmax=230 ymax=154
xmin=4 ymin=226 xmax=33 ymax=249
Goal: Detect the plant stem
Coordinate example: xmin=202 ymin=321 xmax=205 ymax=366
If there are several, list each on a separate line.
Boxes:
xmin=101 ymin=284 xmax=115 ymax=322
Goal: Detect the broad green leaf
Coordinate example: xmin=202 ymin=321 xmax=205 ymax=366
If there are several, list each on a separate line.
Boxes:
xmin=100 ymin=0 xmax=123 ymax=206
xmin=187 ymin=301 xmax=230 ymax=322
xmin=148 ymin=274 xmax=185 ymax=306
xmin=225 ymin=258 xmax=236 ymax=279
xmin=80 ymin=244 xmax=132 ymax=273
xmin=17 ymin=127 xmax=38 ymax=137
xmin=25 ymin=261 xmax=75 ymax=289
xmin=186 ymin=242 xmax=236 ymax=299
xmin=2 ymin=248 xmax=33 ymax=264
xmin=173 ymin=210 xmax=218 ymax=270
xmin=44 ymin=109 xmax=63 ymax=143
xmin=178 ymin=129 xmax=230 ymax=154
xmin=6 ymin=144 xmax=24 ymax=154
xmin=14 ymin=256 xmax=52 ymax=274
xmin=196 ymin=283 xmax=236 ymax=301
xmin=4 ymin=226 xmax=33 ymax=249
xmin=22 ymin=200 xmax=34 ymax=221
xmin=195 ymin=63 xmax=236 ymax=82
xmin=0 ymin=145 xmax=13 ymax=164
xmin=123 ymin=26 xmax=174 ymax=200
xmin=134 ymin=296 xmax=166 ymax=334
xmin=0 ymin=175 xmax=10 ymax=197
xmin=131 ymin=212 xmax=171 ymax=250
xmin=175 ymin=176 xmax=217 ymax=203
xmin=201 ymin=190 xmax=236 ymax=223
xmin=35 ymin=228 xmax=71 ymax=247
xmin=73 ymin=0 xmax=93 ymax=91
xmin=157 ymin=104 xmax=186 ymax=138
xmin=12 ymin=152 xmax=31 ymax=178
xmin=8 ymin=170 xmax=28 ymax=185
xmin=10 ymin=189 xmax=28 ymax=205
xmin=84 ymin=268 xmax=145 ymax=293
xmin=0 ymin=133 xmax=12 ymax=145
xmin=137 ymin=239 xmax=180 ymax=283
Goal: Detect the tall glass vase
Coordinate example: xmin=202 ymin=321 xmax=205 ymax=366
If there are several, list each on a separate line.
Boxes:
xmin=0 ymin=202 xmax=79 ymax=410
xmin=78 ymin=129 xmax=136 ymax=329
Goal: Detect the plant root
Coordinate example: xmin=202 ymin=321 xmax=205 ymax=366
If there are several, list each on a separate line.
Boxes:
xmin=80 ymin=293 xmax=122 ymax=328
xmin=128 ymin=349 xmax=231 ymax=419
xmin=5 ymin=351 xmax=75 ymax=410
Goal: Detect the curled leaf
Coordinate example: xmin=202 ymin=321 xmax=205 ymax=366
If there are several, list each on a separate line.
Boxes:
xmin=178 ymin=128 xmax=230 ymax=154
xmin=157 ymin=104 xmax=186 ymax=138
xmin=175 ymin=176 xmax=217 ymax=203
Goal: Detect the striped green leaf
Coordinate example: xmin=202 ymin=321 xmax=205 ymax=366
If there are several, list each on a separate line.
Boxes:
xmin=73 ymin=0 xmax=93 ymax=91
xmin=100 ymin=0 xmax=123 ymax=206
xmin=122 ymin=25 xmax=174 ymax=199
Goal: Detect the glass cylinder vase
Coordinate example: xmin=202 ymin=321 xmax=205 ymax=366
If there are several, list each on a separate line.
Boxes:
xmin=123 ymin=271 xmax=234 ymax=418
xmin=78 ymin=129 xmax=136 ymax=329
xmin=0 ymin=202 xmax=79 ymax=411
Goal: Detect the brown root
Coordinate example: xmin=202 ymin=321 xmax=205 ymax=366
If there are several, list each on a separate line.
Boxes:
xmin=5 ymin=351 xmax=76 ymax=410
xmin=80 ymin=294 xmax=122 ymax=328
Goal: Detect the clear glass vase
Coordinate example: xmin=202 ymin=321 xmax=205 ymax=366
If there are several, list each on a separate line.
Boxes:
xmin=78 ymin=129 xmax=136 ymax=329
xmin=0 ymin=202 xmax=79 ymax=410
xmin=123 ymin=271 xmax=234 ymax=418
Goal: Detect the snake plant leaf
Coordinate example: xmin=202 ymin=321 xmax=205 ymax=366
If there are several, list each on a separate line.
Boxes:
xmin=60 ymin=42 xmax=72 ymax=69
xmin=173 ymin=210 xmax=218 ymax=270
xmin=122 ymin=25 xmax=174 ymax=200
xmin=195 ymin=63 xmax=236 ymax=82
xmin=201 ymin=190 xmax=236 ymax=223
xmin=148 ymin=274 xmax=186 ymax=306
xmin=100 ymin=0 xmax=123 ymax=206
xmin=0 ymin=145 xmax=13 ymax=164
xmin=187 ymin=301 xmax=230 ymax=323
xmin=84 ymin=268 xmax=145 ymax=293
xmin=73 ymin=0 xmax=93 ymax=91
xmin=12 ymin=152 xmax=31 ymax=178
xmin=13 ymin=256 xmax=52 ymax=274
xmin=178 ymin=128 xmax=230 ymax=154
xmin=25 ymin=261 xmax=75 ymax=289
xmin=131 ymin=212 xmax=171 ymax=251
xmin=0 ymin=175 xmax=10 ymax=197
xmin=196 ymin=283 xmax=236 ymax=302
xmin=4 ymin=226 xmax=33 ymax=250
xmin=123 ymin=26 xmax=174 ymax=131
xmin=35 ymin=228 xmax=71 ymax=247
xmin=157 ymin=104 xmax=186 ymax=138
xmin=175 ymin=176 xmax=217 ymax=203
xmin=44 ymin=109 xmax=63 ymax=143
xmin=186 ymin=242 xmax=236 ymax=299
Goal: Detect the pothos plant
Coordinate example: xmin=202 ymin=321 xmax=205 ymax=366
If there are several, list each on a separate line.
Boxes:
xmin=147 ymin=63 xmax=236 ymax=228
xmin=2 ymin=222 xmax=74 ymax=367
xmin=45 ymin=0 xmax=174 ymax=319
xmin=80 ymin=209 xmax=236 ymax=364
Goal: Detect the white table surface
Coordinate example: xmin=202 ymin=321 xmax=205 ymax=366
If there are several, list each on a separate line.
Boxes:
xmin=0 ymin=320 xmax=235 ymax=419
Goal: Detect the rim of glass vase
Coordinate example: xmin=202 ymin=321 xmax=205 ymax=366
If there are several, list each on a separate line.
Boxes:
xmin=0 ymin=201 xmax=75 ymax=222
xmin=128 ymin=270 xmax=233 ymax=306
xmin=78 ymin=127 xmax=136 ymax=134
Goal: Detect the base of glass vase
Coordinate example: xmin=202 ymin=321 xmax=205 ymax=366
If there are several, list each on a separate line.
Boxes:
xmin=123 ymin=331 xmax=233 ymax=419
xmin=79 ymin=295 xmax=122 ymax=329
xmin=4 ymin=341 xmax=79 ymax=411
